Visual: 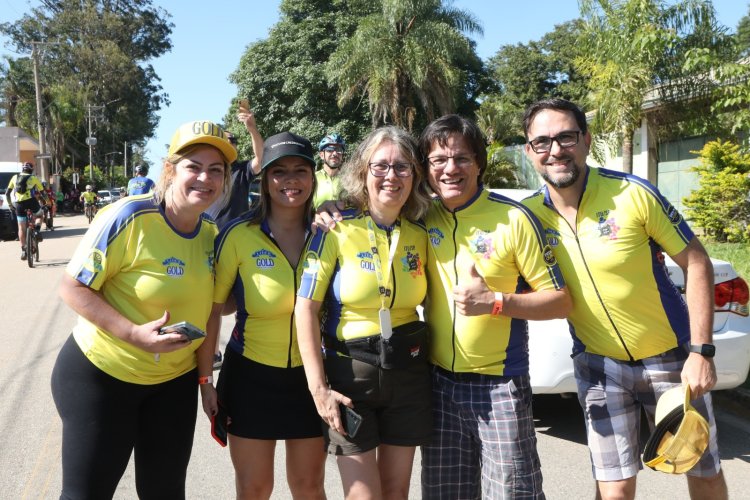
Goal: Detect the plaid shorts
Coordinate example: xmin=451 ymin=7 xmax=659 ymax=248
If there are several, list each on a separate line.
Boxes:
xmin=574 ymin=344 xmax=721 ymax=481
xmin=421 ymin=366 xmax=544 ymax=500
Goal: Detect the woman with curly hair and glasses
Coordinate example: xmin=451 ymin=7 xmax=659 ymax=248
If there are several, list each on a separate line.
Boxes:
xmin=296 ymin=126 xmax=432 ymax=499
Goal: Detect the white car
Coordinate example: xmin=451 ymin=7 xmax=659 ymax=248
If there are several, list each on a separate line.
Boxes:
xmin=492 ymin=189 xmax=750 ymax=394
xmin=97 ymin=190 xmax=114 ymax=206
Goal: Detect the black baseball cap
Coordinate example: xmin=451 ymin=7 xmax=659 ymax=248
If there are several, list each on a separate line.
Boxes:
xmin=260 ymin=132 xmax=315 ymax=171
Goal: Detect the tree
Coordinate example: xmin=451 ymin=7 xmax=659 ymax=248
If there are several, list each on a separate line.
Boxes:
xmin=576 ymin=0 xmax=724 ymax=173
xmin=0 ymin=0 xmax=173 ymax=171
xmin=737 ymin=4 xmax=750 ymax=57
xmin=228 ymin=0 xmax=375 ymax=156
xmin=326 ymin=0 xmax=484 ymax=131
xmin=487 ymin=20 xmax=588 ymax=110
xmin=683 ymin=139 xmax=750 ymax=242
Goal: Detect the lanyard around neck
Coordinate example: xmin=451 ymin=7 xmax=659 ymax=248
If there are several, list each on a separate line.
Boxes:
xmin=365 ymin=213 xmax=401 ymax=311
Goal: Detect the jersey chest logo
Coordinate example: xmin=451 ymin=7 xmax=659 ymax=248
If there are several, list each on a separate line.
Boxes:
xmin=252 ymin=249 xmax=277 ymax=269
xmin=428 ymin=227 xmax=444 ymax=247
xmin=163 ymin=257 xmax=186 ymax=277
xmin=595 ymin=210 xmax=620 ymax=240
xmin=357 ymin=251 xmax=375 ymax=272
xmin=469 ymin=230 xmax=494 ymax=259
xmin=400 ymin=245 xmax=423 ymax=277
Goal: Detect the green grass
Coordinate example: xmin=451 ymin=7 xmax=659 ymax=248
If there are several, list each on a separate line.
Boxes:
xmin=703 ymin=242 xmax=750 ymax=282
xmin=702 ymin=242 xmax=750 ymax=391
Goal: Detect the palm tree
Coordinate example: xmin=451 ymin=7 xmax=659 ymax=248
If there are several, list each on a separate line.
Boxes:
xmin=327 ymin=0 xmax=482 ymax=130
xmin=576 ymin=0 xmax=719 ymax=173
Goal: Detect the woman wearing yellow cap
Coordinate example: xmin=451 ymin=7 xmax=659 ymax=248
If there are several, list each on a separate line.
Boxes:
xmin=51 ymin=121 xmax=233 ymax=498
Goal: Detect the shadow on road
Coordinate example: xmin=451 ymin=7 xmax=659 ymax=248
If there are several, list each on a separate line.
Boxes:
xmin=532 ymin=394 xmax=587 ymax=445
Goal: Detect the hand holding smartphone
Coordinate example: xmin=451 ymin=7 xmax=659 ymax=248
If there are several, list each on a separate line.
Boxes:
xmin=340 ymin=404 xmax=362 ymax=438
xmin=159 ymin=321 xmax=206 ymax=341
xmin=239 ymin=98 xmax=250 ymax=113
xmin=211 ymin=403 xmax=228 ymax=447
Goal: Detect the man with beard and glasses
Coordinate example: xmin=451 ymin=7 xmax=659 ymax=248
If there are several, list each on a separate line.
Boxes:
xmin=515 ymin=98 xmax=727 ymax=500
xmin=313 ymin=133 xmax=346 ymax=207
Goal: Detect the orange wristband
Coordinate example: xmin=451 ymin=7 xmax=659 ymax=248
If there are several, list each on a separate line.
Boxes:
xmin=198 ymin=376 xmax=213 ymax=385
xmin=491 ymin=293 xmax=504 ymax=316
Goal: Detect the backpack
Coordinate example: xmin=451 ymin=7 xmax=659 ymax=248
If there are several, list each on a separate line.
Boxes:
xmin=14 ymin=174 xmax=31 ymax=195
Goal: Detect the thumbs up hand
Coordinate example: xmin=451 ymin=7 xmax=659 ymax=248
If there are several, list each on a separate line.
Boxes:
xmin=452 ymin=262 xmax=495 ymax=316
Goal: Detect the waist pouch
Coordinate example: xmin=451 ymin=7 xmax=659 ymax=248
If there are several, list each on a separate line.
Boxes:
xmin=324 ymin=321 xmax=430 ymax=370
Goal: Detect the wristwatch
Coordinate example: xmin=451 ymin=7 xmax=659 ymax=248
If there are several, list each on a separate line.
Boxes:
xmin=689 ymin=343 xmax=716 ymax=358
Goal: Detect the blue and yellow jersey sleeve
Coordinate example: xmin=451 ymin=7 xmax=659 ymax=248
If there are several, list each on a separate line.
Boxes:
xmin=425 ymin=189 xmax=566 ymax=376
xmin=299 ymin=210 xmax=427 ymax=342
xmin=213 ymin=214 xmax=308 ymax=368
xmin=66 ymin=194 xmax=217 ymax=384
xmin=523 ymin=167 xmax=693 ymax=361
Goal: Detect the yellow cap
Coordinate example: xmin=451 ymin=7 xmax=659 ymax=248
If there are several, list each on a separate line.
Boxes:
xmin=168 ymin=121 xmax=237 ymax=164
xmin=642 ymin=385 xmax=709 ymax=474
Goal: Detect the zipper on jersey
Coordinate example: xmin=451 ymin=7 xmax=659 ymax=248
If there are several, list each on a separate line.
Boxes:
xmin=386 ymin=228 xmax=397 ymax=309
xmin=268 ymin=231 xmax=311 ymax=369
xmin=450 ymin=211 xmax=459 ymax=372
xmin=552 ymin=205 xmax=635 ymax=362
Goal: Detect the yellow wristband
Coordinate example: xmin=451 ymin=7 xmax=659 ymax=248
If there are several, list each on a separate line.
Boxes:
xmin=491 ymin=293 xmax=504 ymax=316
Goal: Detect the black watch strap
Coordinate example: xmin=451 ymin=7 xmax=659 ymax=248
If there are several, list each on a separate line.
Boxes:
xmin=689 ymin=343 xmax=716 ymax=358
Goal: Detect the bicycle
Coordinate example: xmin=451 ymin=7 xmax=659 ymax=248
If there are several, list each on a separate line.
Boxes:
xmin=84 ymin=202 xmax=96 ymax=223
xmin=42 ymin=203 xmax=54 ymax=230
xmin=24 ymin=208 xmax=40 ymax=268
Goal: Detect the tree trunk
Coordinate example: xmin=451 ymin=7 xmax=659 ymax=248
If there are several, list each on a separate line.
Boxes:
xmin=622 ymin=126 xmax=633 ymax=174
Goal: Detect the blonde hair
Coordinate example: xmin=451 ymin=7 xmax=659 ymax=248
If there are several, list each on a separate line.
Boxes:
xmin=154 ymin=143 xmax=231 ymax=204
xmin=340 ymin=126 xmax=431 ymax=221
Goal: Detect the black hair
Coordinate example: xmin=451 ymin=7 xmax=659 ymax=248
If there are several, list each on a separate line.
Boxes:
xmin=418 ymin=114 xmax=487 ymax=179
xmin=522 ymin=98 xmax=587 ymax=139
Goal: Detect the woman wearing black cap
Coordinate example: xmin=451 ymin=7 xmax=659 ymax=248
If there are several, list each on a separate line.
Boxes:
xmin=197 ymin=131 xmax=325 ymax=499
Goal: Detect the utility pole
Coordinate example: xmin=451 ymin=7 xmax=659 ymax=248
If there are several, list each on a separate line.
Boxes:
xmin=30 ymin=42 xmax=48 ymax=182
xmin=123 ymin=141 xmax=128 ymax=178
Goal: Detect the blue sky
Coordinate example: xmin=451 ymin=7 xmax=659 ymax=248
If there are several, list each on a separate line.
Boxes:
xmin=1 ymin=0 xmax=748 ymax=179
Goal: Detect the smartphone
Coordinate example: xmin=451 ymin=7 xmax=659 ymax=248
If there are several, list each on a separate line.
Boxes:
xmin=239 ymin=98 xmax=250 ymax=111
xmin=159 ymin=321 xmax=206 ymax=341
xmin=211 ymin=402 xmax=228 ymax=447
xmin=340 ymin=404 xmax=363 ymax=438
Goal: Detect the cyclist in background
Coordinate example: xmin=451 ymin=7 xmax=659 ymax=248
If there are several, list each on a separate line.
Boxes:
xmin=126 ymin=165 xmax=156 ymax=196
xmin=80 ymin=185 xmax=99 ymax=219
xmin=5 ymin=162 xmax=48 ymax=260
xmin=42 ymin=180 xmax=56 ymax=229
xmin=313 ymin=133 xmax=345 ymax=207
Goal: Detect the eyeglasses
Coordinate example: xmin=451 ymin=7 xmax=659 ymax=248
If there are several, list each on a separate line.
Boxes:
xmin=427 ymin=154 xmax=476 ymax=169
xmin=527 ymin=131 xmax=581 ymax=153
xmin=368 ymin=162 xmax=413 ymax=178
xmin=322 ymin=146 xmax=343 ymax=153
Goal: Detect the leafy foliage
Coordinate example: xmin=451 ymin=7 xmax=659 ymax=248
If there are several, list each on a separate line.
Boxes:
xmin=576 ymin=0 xmax=728 ymax=173
xmin=0 ymin=0 xmax=173 ymax=174
xmin=227 ymin=0 xmax=374 ymax=157
xmin=483 ymin=142 xmax=525 ymax=189
xmin=683 ymin=139 xmax=750 ymax=242
xmin=326 ymin=0 xmax=484 ymax=131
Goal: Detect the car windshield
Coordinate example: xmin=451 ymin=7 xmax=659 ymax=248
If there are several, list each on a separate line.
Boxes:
xmin=98 ymin=191 xmax=111 ymax=197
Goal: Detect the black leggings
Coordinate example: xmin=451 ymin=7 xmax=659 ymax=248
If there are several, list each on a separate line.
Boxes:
xmin=51 ymin=335 xmax=198 ymax=500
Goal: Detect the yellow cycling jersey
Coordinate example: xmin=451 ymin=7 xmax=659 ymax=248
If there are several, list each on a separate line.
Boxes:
xmin=299 ymin=210 xmax=427 ymax=343
xmin=425 ymin=188 xmax=566 ymax=376
xmin=522 ymin=167 xmax=693 ymax=361
xmin=313 ymin=169 xmax=342 ymax=208
xmin=7 ymin=174 xmax=44 ymax=202
xmin=66 ymin=194 xmax=218 ymax=384
xmin=214 ymin=214 xmax=310 ymax=368
xmin=81 ymin=191 xmax=98 ymax=204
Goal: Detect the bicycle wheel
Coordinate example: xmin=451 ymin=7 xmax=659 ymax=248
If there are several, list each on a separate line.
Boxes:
xmin=87 ymin=207 xmax=93 ymax=223
xmin=34 ymin=233 xmax=40 ymax=262
xmin=26 ymin=226 xmax=34 ymax=268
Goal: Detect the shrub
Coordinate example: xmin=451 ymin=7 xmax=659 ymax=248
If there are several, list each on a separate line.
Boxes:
xmin=683 ymin=139 xmax=750 ymax=242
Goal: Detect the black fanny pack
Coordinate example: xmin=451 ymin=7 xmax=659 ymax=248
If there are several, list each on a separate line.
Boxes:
xmin=324 ymin=320 xmax=430 ymax=370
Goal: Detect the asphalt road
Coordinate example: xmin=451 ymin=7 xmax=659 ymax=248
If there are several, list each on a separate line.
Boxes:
xmin=1 ymin=213 xmax=748 ymax=499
